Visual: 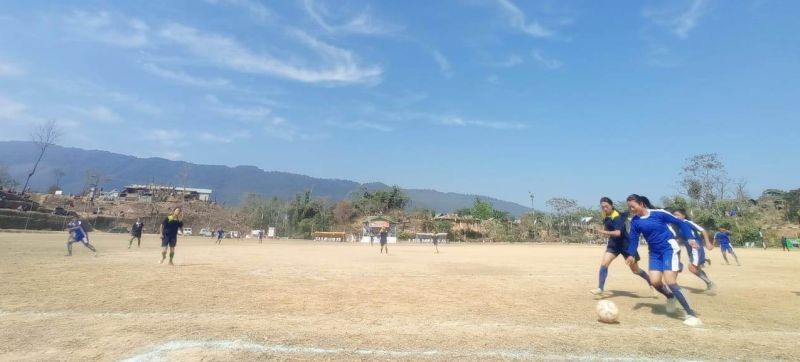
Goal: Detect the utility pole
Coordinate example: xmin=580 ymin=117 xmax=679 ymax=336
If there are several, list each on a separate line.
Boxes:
xmin=528 ymin=191 xmax=535 ymax=214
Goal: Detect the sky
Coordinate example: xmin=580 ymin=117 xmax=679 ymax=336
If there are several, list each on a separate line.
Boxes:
xmin=1 ymin=0 xmax=798 ymax=209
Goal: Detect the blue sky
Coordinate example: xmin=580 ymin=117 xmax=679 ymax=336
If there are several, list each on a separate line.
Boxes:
xmin=1 ymin=0 xmax=798 ymax=209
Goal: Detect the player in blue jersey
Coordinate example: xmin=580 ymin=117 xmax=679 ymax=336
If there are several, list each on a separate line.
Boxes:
xmin=714 ymin=226 xmax=740 ymax=265
xmin=590 ymin=197 xmax=656 ymax=297
xmin=625 ymin=194 xmax=702 ymax=327
xmin=672 ymin=209 xmax=717 ymax=294
xmin=66 ymin=218 xmax=98 ymax=256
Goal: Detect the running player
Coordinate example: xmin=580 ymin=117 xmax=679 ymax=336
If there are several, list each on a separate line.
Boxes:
xmin=625 ymin=194 xmax=702 ymax=327
xmin=672 ymin=209 xmax=717 ymax=294
xmin=715 ymin=226 xmax=740 ymax=265
xmin=66 ymin=218 xmax=97 ymax=256
xmin=129 ymin=218 xmax=144 ymax=248
xmin=160 ymin=207 xmax=183 ymax=265
xmin=590 ymin=197 xmax=656 ymax=297
xmin=216 ymin=227 xmax=224 ymax=245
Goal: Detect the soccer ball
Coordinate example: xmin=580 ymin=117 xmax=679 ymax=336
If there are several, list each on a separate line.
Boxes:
xmin=596 ymin=300 xmax=619 ymax=323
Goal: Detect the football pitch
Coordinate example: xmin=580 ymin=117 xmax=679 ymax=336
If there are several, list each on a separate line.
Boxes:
xmin=1 ymin=232 xmax=798 ymax=361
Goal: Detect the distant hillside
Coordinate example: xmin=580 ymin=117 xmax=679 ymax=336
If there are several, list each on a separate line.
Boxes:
xmin=0 ymin=141 xmax=530 ymax=216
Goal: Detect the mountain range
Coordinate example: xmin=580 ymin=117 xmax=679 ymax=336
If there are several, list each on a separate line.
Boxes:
xmin=0 ymin=141 xmax=530 ymax=216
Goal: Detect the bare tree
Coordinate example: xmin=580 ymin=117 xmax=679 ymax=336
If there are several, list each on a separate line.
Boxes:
xmin=21 ymin=120 xmax=61 ymax=195
xmin=734 ymin=179 xmax=750 ymax=201
xmin=680 ymin=153 xmax=730 ymax=208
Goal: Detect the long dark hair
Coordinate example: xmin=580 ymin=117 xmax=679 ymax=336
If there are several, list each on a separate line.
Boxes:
xmin=626 ymin=194 xmax=656 ymax=209
xmin=673 ymin=208 xmax=690 ymax=220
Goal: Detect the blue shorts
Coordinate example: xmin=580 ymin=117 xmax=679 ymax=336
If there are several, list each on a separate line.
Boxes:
xmin=720 ymin=244 xmax=734 ymax=253
xmin=161 ymin=236 xmax=177 ymax=248
xmin=648 ymin=239 xmax=681 ymax=272
xmin=687 ymin=246 xmax=705 ymax=266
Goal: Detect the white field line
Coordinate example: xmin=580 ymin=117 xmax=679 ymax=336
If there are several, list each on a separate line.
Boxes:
xmin=2 ymin=309 xmax=800 ymax=337
xmin=120 ymin=339 xmax=689 ymax=362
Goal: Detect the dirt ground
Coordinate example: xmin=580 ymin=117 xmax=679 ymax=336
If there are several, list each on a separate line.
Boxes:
xmin=1 ymin=232 xmax=798 ymax=361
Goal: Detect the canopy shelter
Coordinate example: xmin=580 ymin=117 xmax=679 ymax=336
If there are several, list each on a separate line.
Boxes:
xmin=361 ymin=216 xmax=398 ymax=244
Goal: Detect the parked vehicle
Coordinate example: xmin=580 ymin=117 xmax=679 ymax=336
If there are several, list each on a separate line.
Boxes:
xmin=199 ymin=228 xmax=213 ymax=237
xmin=183 ymin=227 xmax=193 ymax=236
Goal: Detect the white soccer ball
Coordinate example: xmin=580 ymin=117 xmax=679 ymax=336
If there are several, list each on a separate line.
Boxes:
xmin=596 ymin=300 xmax=619 ymax=323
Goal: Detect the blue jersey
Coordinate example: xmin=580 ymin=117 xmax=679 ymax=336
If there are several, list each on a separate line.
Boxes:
xmin=715 ymin=231 xmax=731 ymax=245
xmin=680 ymin=220 xmax=705 ymax=248
xmin=627 ymin=209 xmax=694 ymax=256
xmin=68 ymin=221 xmax=87 ymax=241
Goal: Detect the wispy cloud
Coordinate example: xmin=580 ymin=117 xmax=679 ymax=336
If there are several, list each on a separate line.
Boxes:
xmin=643 ymin=0 xmax=710 ymax=39
xmin=491 ymin=55 xmax=523 ymax=68
xmin=199 ymin=130 xmax=250 ymax=143
xmin=216 ymin=105 xmax=272 ymax=123
xmin=0 ymin=60 xmax=25 ymax=77
xmin=494 ymin=0 xmax=554 ymax=38
xmin=327 ymin=120 xmax=393 ymax=132
xmin=531 ymin=50 xmax=562 ymax=69
xmin=440 ymin=116 xmax=526 ymax=130
xmin=71 ymin=105 xmax=123 ymax=123
xmin=147 ymin=129 xmax=183 ymax=145
xmin=303 ymin=0 xmax=402 ymax=36
xmin=66 ymin=11 xmax=149 ymax=48
xmin=206 ymin=0 xmax=273 ymax=21
xmin=0 ymin=95 xmax=27 ymax=121
xmin=159 ymin=23 xmax=382 ymax=85
xmin=142 ymin=63 xmax=230 ymax=88
xmin=431 ymin=50 xmax=453 ymax=78
xmin=43 ymin=78 xmax=162 ymax=116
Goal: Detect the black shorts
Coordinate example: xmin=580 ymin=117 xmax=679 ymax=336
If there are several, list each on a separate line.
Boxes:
xmin=380 ymin=239 xmax=387 ymax=246
xmin=161 ymin=236 xmax=177 ymax=248
xmin=607 ymin=243 xmax=640 ymax=261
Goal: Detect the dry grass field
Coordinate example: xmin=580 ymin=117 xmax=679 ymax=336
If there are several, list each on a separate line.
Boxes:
xmin=1 ymin=232 xmax=798 ymax=361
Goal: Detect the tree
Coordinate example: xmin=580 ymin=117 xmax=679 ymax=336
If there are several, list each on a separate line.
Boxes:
xmin=471 ymin=197 xmax=493 ymax=220
xmin=351 ymin=186 xmax=410 ymax=215
xmin=680 ymin=153 xmax=729 ymax=208
xmin=546 ymin=197 xmax=578 ymax=236
xmin=332 ymin=200 xmax=354 ymax=227
xmin=21 ymin=120 xmax=61 ymax=195
xmin=242 ymin=194 xmax=289 ymax=236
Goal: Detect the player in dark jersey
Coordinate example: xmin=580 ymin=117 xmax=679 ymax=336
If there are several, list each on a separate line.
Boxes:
xmin=590 ymin=197 xmax=655 ymax=297
xmin=379 ymin=227 xmax=389 ymax=254
xmin=160 ymin=207 xmax=184 ymax=265
xmin=129 ymin=218 xmax=144 ymax=248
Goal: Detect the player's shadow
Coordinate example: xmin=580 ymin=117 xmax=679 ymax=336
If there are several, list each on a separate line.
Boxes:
xmin=177 ymin=263 xmax=212 ymax=267
xmin=792 ymin=291 xmax=800 ymax=296
xmin=632 ymin=302 xmax=684 ymax=320
xmin=681 ymin=286 xmax=707 ymax=294
xmin=606 ymin=290 xmax=649 ymax=299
